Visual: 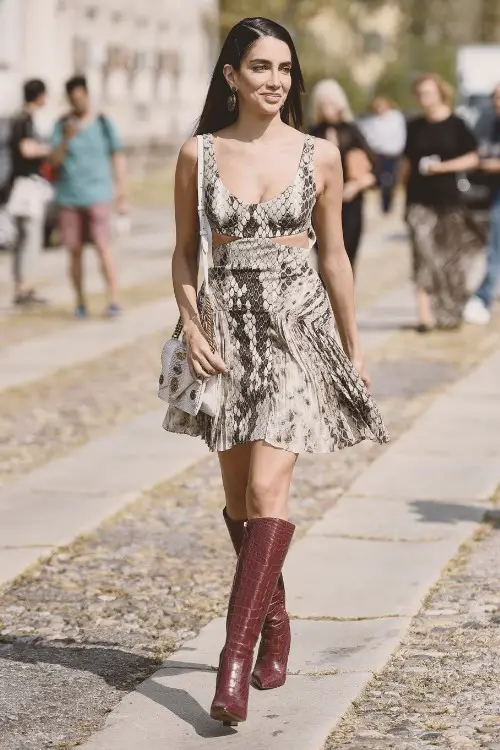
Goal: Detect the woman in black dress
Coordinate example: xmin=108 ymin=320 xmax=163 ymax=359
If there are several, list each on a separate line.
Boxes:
xmin=309 ymin=79 xmax=376 ymax=271
xmin=402 ymin=73 xmax=484 ymax=331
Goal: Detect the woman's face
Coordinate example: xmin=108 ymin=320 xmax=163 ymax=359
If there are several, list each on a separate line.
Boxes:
xmin=317 ymin=96 xmax=342 ymax=124
xmin=415 ymin=79 xmax=443 ymax=111
xmin=224 ymin=36 xmax=292 ymax=117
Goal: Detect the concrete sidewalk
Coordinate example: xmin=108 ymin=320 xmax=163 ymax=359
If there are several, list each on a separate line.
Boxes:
xmin=79 ymin=349 xmax=500 ymax=750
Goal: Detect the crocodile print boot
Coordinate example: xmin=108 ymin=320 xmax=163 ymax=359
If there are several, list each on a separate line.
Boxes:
xmin=210 ymin=517 xmax=295 ymax=725
xmin=223 ymin=508 xmax=291 ymax=690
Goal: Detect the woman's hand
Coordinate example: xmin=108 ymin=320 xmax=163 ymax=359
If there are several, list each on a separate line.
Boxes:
xmin=351 ymin=354 xmax=371 ymax=390
xmin=425 ymin=160 xmax=445 ymax=175
xmin=184 ymin=319 xmax=228 ymax=381
xmin=343 ymin=180 xmax=361 ymax=202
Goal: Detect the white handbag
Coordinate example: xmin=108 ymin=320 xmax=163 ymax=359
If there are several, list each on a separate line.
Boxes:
xmin=6 ymin=175 xmax=52 ymax=219
xmin=158 ymin=135 xmax=220 ymax=418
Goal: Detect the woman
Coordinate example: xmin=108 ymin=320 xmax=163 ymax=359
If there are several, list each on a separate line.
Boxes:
xmin=163 ymin=17 xmax=388 ymax=726
xmin=402 ymin=73 xmax=484 ymax=332
xmin=309 ymin=79 xmax=376 ymax=270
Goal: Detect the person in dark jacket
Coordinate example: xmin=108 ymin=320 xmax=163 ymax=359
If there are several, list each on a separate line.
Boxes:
xmin=309 ymin=79 xmax=376 ymax=272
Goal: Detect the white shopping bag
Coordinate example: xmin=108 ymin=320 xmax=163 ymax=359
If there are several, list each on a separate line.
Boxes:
xmin=6 ymin=176 xmax=53 ymax=219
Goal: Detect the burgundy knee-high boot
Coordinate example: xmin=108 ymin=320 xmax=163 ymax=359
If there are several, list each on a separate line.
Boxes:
xmin=223 ymin=508 xmax=292 ymax=690
xmin=211 ymin=516 xmax=295 ymax=724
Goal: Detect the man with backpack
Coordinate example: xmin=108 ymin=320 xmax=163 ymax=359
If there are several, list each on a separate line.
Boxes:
xmin=50 ymin=75 xmax=127 ymax=318
xmin=6 ymin=79 xmax=52 ymax=306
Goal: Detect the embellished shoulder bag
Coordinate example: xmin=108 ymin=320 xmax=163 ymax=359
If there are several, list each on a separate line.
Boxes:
xmin=158 ymin=135 xmax=219 ymax=418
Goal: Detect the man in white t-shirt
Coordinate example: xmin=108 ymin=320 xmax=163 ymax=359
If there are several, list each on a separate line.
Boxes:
xmin=360 ymin=96 xmax=407 ymax=214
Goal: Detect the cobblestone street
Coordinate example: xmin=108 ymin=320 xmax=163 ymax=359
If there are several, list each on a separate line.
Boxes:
xmin=1 ymin=208 xmax=499 ymax=749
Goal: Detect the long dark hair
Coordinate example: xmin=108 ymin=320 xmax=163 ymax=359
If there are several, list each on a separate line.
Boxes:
xmin=195 ymin=17 xmax=305 ymax=135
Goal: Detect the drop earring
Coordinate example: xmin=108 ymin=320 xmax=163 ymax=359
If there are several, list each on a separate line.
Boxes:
xmin=227 ymin=86 xmax=237 ymax=112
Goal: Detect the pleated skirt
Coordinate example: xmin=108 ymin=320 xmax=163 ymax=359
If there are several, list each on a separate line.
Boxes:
xmin=163 ymin=238 xmax=389 ymax=453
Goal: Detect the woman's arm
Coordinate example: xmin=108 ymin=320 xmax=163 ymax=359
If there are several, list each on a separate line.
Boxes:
xmin=19 ymin=139 xmax=50 ymax=159
xmin=172 ymin=138 xmax=227 ymax=380
xmin=480 ymin=158 xmax=500 ymax=173
xmin=398 ymin=156 xmax=411 ymax=186
xmin=313 ymin=138 xmax=370 ymax=388
xmin=427 ymin=151 xmax=479 ymax=174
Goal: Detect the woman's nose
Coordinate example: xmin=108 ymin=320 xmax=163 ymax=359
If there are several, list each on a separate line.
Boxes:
xmin=267 ymin=68 xmax=280 ymax=88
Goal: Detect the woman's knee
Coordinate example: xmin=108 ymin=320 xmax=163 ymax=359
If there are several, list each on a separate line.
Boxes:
xmin=246 ymin=475 xmax=288 ymax=518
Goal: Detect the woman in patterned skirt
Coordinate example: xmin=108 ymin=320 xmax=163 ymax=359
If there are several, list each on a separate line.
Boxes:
xmin=402 ymin=73 xmax=484 ymax=332
xmin=164 ymin=17 xmax=388 ymax=725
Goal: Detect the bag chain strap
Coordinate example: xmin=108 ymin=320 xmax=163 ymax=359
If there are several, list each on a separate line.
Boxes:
xmin=171 ymin=135 xmax=215 ymax=353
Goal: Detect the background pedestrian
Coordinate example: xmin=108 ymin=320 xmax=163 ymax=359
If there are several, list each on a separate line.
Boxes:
xmin=402 ymin=73 xmax=484 ymax=332
xmin=309 ymin=79 xmax=376 ymax=272
xmin=50 ymin=75 xmax=127 ymax=318
xmin=6 ymin=79 xmax=52 ymax=307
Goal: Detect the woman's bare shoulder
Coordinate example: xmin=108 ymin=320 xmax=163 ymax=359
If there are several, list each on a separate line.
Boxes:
xmin=177 ymin=136 xmax=198 ymax=166
xmin=312 ymin=136 xmax=341 ymax=170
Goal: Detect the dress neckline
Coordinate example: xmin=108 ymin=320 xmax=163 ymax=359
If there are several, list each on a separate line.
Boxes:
xmin=208 ymin=133 xmax=309 ymax=208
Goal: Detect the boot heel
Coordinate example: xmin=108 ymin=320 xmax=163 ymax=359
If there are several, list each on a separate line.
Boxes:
xmin=223 ymin=720 xmax=238 ymax=727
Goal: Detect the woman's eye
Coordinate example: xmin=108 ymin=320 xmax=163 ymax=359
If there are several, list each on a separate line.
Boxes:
xmin=252 ymin=65 xmax=266 ymax=72
xmin=281 ymin=67 xmax=292 ymax=74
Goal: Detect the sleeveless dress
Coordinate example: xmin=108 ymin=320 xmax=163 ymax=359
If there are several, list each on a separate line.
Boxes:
xmin=163 ymin=134 xmax=389 ymax=453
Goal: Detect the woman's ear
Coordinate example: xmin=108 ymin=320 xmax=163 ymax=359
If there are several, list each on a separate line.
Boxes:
xmin=223 ymin=64 xmax=237 ymax=90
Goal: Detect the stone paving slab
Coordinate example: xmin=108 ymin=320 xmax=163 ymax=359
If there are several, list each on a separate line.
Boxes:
xmin=0 ymin=546 xmax=54 ymax=585
xmin=389 ymin=396 xmax=500 ymax=456
xmin=0 ymin=410 xmax=207 ymax=586
xmin=307 ymin=495 xmax=486 ymax=541
xmin=450 ymin=348 xmax=500 ymax=396
xmin=0 ymin=297 xmax=177 ymax=393
xmin=285 ymin=535 xmax=465 ymax=619
xmin=348 ymin=452 xmax=500 ymax=501
xmin=81 ymin=670 xmax=369 ymax=750
xmin=167 ymin=616 xmax=412 ymax=676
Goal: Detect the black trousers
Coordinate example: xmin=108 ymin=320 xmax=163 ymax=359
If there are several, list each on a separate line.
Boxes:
xmin=377 ymin=154 xmax=399 ymax=213
xmin=342 ymin=197 xmax=363 ymax=271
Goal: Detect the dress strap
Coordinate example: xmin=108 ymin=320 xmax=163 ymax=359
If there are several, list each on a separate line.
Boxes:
xmin=303 ymin=135 xmax=317 ymax=250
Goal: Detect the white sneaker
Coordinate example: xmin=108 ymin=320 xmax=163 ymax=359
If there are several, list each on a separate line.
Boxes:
xmin=463 ymin=296 xmax=491 ymax=325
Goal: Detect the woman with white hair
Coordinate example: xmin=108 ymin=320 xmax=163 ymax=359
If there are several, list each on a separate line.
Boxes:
xmin=309 ymin=79 xmax=376 ymax=271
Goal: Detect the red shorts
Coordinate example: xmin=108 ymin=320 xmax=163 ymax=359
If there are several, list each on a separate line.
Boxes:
xmin=58 ymin=203 xmax=111 ymax=248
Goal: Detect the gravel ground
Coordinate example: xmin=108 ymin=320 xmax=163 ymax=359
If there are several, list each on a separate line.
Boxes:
xmin=324 ymin=511 xmax=500 ymax=750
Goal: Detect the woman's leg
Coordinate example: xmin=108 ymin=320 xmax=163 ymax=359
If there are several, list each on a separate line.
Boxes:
xmin=218 ymin=444 xmax=252 ymax=521
xmin=246 ymin=440 xmax=297 ymax=519
xmin=218 ymin=442 xmax=295 ymax=690
xmin=211 ymin=442 xmax=296 ymax=723
xmin=415 ymin=287 xmax=434 ymax=329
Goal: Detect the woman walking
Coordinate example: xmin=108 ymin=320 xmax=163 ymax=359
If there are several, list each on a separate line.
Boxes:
xmin=163 ymin=17 xmax=388 ymax=726
xmin=402 ymin=73 xmax=484 ymax=331
xmin=309 ymin=79 xmax=376 ymax=271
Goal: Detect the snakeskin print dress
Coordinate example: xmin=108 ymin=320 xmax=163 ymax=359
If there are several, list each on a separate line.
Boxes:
xmin=163 ymin=134 xmax=389 ymax=453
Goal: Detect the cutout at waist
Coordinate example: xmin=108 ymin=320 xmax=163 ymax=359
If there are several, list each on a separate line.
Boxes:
xmin=212 ymin=230 xmax=311 ymax=251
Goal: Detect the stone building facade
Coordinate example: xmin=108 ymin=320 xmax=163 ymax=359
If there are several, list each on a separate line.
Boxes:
xmin=0 ymin=0 xmax=218 ymax=148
